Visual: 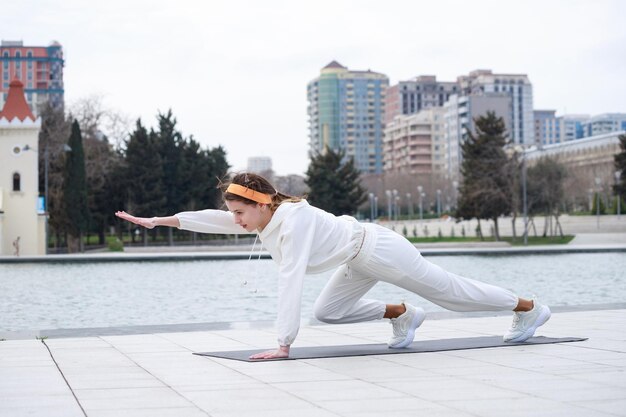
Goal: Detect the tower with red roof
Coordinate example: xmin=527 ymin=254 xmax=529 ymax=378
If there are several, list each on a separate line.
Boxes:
xmin=0 ymin=78 xmax=45 ymax=255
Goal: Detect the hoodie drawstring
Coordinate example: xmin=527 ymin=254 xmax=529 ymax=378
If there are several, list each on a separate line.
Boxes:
xmin=243 ymin=234 xmax=263 ymax=294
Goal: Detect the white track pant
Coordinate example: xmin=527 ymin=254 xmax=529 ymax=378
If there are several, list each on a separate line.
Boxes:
xmin=313 ymin=223 xmax=519 ymax=324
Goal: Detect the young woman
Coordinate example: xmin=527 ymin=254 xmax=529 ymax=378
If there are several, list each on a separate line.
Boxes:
xmin=115 ymin=172 xmax=551 ymax=360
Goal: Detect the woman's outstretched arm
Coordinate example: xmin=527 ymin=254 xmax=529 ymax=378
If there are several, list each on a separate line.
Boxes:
xmin=115 ymin=211 xmax=180 ymax=229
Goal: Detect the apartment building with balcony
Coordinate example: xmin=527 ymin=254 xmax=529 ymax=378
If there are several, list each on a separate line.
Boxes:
xmin=0 ymin=40 xmax=64 ymax=115
xmin=307 ymin=61 xmax=388 ymax=174
xmin=384 ymin=75 xmax=458 ymax=125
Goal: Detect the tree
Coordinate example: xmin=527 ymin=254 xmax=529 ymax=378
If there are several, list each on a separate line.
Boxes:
xmin=121 ymin=113 xmax=230 ymax=246
xmin=70 ymin=95 xmax=132 ymax=245
xmin=305 ymin=147 xmax=367 ymax=216
xmin=614 ymin=134 xmax=626 ymax=197
xmin=62 ymin=120 xmax=90 ymax=252
xmin=124 ymin=119 xmax=165 ymax=245
xmin=456 ymin=112 xmax=512 ymax=240
xmin=38 ymin=102 xmax=71 ymax=250
xmin=179 ymin=138 xmax=229 ymax=211
xmin=527 ymin=157 xmax=567 ymax=237
xmin=152 ymin=110 xmax=184 ymax=245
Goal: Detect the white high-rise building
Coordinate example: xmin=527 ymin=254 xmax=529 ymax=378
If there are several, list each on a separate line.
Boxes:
xmin=247 ymin=156 xmax=273 ymax=174
xmin=443 ymin=93 xmax=512 ymax=181
xmin=307 ymin=61 xmax=389 ymax=174
xmin=457 ymin=69 xmax=534 ymax=146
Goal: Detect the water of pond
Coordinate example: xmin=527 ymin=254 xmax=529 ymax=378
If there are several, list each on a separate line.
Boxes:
xmin=1 ymin=253 xmax=625 ymax=332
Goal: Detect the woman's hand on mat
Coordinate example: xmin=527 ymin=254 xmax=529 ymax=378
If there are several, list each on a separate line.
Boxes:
xmin=115 ymin=211 xmax=157 ymax=229
xmin=249 ymin=345 xmax=290 ymax=360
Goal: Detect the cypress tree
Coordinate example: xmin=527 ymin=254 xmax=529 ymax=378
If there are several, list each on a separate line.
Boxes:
xmin=62 ymin=120 xmax=89 ymax=252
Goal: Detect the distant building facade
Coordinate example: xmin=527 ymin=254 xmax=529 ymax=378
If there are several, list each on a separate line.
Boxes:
xmin=457 ymin=69 xmax=534 ymax=146
xmin=534 ymin=112 xmax=626 ymax=146
xmin=384 ymin=75 xmax=458 ymax=125
xmin=443 ymin=93 xmax=512 ymax=181
xmin=0 ymin=40 xmax=64 ymax=115
xmin=383 ymin=107 xmax=445 ymax=176
xmin=525 ymin=130 xmax=625 ymax=207
xmin=534 ymin=110 xmax=558 ymax=145
xmin=247 ymin=156 xmax=273 ymax=174
xmin=307 ymin=61 xmax=389 ymax=174
xmin=583 ymin=113 xmax=626 ymax=138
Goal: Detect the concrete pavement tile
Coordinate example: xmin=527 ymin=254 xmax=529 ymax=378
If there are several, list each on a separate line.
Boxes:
xmin=0 ymin=366 xmax=72 ymax=396
xmin=60 ymin=365 xmax=152 ymax=377
xmin=176 ymin=382 xmax=269 ymax=393
xmin=63 ymin=372 xmax=165 ymax=390
xmin=44 ymin=337 xmax=110 ymax=349
xmin=563 ymin=370 xmax=626 ymax=388
xmin=75 ymin=387 xmax=193 ymax=410
xmin=378 ymin=377 xmax=524 ymax=401
xmin=340 ymin=410 xmax=476 ymax=417
xmin=0 ymin=394 xmax=82 ymax=411
xmin=236 ymin=365 xmax=351 ymax=384
xmin=184 ymin=386 xmax=317 ymax=413
xmin=208 ymin=408 xmax=341 ymax=417
xmin=86 ymin=407 xmax=210 ymax=417
xmin=270 ymin=379 xmax=405 ymax=401
xmin=572 ymin=398 xmax=626 ymax=416
xmin=0 ymin=406 xmax=85 ymax=417
xmin=533 ymin=386 xmax=626 ymax=402
xmin=315 ymin=397 xmax=452 ymax=414
xmin=148 ymin=371 xmax=257 ymax=387
xmin=444 ymin=397 xmax=608 ymax=417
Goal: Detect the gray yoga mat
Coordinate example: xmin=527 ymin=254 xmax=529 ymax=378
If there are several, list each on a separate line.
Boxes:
xmin=194 ymin=335 xmax=587 ymax=362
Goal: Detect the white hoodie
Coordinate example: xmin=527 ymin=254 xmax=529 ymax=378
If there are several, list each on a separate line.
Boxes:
xmin=175 ymin=200 xmax=364 ymax=346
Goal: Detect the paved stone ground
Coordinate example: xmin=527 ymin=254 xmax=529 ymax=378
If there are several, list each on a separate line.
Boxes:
xmin=2 ymin=308 xmax=625 ymax=417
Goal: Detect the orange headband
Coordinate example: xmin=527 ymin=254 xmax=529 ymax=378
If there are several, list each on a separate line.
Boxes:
xmin=225 ymin=184 xmax=273 ymax=204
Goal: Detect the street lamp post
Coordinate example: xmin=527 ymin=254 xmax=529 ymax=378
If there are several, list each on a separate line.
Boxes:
xmin=385 ymin=190 xmax=392 ymax=221
xmin=374 ymin=196 xmax=379 ymax=220
xmin=521 ymin=151 xmax=528 ymax=246
xmin=595 ymin=177 xmax=602 ymax=230
xmin=395 ymin=196 xmax=400 ymax=221
xmin=368 ymin=193 xmax=375 ymax=222
xmin=452 ymin=180 xmax=458 ymax=212
xmin=417 ymin=185 xmax=423 ymax=220
xmin=616 ymin=171 xmax=622 ymax=220
xmin=392 ymin=189 xmax=398 ymax=222
xmin=406 ymin=192 xmax=413 ymax=218
xmin=436 ymin=189 xmax=441 ymax=218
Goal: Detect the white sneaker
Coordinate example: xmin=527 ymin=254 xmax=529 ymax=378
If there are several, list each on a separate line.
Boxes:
xmin=388 ymin=303 xmax=426 ymax=348
xmin=503 ymin=300 xmax=551 ymax=343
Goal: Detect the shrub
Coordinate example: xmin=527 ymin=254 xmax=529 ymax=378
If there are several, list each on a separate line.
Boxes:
xmin=107 ymin=237 xmax=124 ymax=252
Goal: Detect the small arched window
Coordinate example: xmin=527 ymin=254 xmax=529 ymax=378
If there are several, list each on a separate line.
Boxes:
xmin=13 ymin=172 xmax=21 ymax=192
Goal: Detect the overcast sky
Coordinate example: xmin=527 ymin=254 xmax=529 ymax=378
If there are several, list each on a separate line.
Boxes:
xmin=4 ymin=0 xmax=625 ymax=175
